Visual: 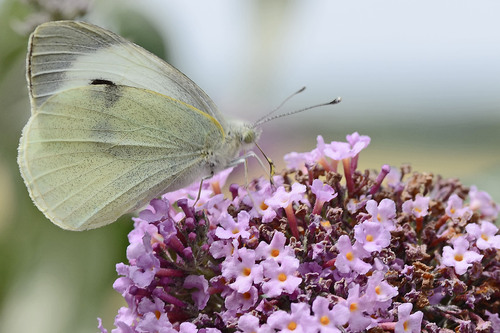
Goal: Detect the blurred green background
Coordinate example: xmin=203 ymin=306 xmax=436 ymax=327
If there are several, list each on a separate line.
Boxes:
xmin=0 ymin=0 xmax=498 ymax=332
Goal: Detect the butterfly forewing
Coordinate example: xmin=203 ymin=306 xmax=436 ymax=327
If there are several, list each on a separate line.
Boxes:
xmin=27 ymin=20 xmax=225 ymax=128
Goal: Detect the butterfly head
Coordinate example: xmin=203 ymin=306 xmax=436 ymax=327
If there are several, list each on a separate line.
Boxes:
xmin=226 ymin=120 xmax=261 ymax=149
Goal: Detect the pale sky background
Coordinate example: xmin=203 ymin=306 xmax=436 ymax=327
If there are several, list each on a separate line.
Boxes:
xmin=92 ymin=0 xmax=500 ymax=123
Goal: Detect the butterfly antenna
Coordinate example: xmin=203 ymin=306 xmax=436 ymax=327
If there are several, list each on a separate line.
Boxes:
xmin=253 ymin=96 xmax=342 ymax=127
xmin=252 ymin=86 xmax=306 ymax=127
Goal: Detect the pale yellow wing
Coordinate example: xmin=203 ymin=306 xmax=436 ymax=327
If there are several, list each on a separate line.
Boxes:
xmin=27 ymin=20 xmax=225 ymax=127
xmin=18 ymin=84 xmax=224 ymax=230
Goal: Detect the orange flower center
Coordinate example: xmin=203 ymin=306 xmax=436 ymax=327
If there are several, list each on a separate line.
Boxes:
xmin=321 ymin=220 xmax=332 ymax=228
xmin=349 ymin=303 xmax=358 ymax=312
xmin=287 ymin=321 xmax=297 ymax=331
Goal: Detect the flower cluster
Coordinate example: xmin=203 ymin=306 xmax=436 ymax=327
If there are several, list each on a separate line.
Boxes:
xmin=99 ymin=133 xmax=500 ymax=333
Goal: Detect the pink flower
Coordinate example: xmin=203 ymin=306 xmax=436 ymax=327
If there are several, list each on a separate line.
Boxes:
xmin=311 ymin=135 xmax=332 ymax=163
xmin=238 ymin=314 xmax=273 ymax=333
xmin=137 ymin=296 xmax=166 ymax=319
xmin=402 ymin=194 xmax=430 ymax=218
xmin=178 ymin=322 xmax=198 ymax=333
xmin=310 ymin=179 xmax=337 ymax=214
xmin=267 ymin=302 xmax=316 ymax=333
xmin=323 ymin=141 xmax=353 ymax=161
xmin=385 ymin=166 xmax=402 ymax=189
xmin=354 ymin=221 xmax=391 ymax=253
xmin=262 ymin=256 xmax=302 ymax=297
xmin=136 ymin=311 xmax=173 ymax=333
xmin=222 ymin=248 xmax=263 ymax=293
xmin=284 ymin=151 xmax=312 ymax=170
xmin=335 ymin=235 xmax=372 ymax=274
xmin=465 ymin=220 xmax=500 ymax=250
xmin=337 ymin=284 xmax=373 ymax=332
xmin=123 ymin=233 xmax=160 ymax=288
xmin=346 ymin=195 xmax=370 ymax=214
xmin=255 ymin=231 xmax=294 ymax=263
xmin=324 ymin=132 xmax=370 ymax=161
xmin=209 ymin=239 xmax=237 ymax=259
xmin=215 ymin=211 xmax=251 ymax=239
xmin=469 ymin=185 xmax=500 ymax=219
xmin=365 ymin=271 xmax=398 ymax=307
xmin=137 ymin=198 xmax=171 ymax=222
xmin=441 ymin=236 xmax=483 ymax=275
xmin=311 ymin=296 xmax=349 ymax=332
xmin=445 ymin=194 xmax=472 ymax=221
xmin=265 ymin=183 xmax=306 ymax=239
xmin=183 ymin=275 xmax=209 ymax=310
xmin=225 ymin=286 xmax=259 ymax=311
xmin=284 ymin=135 xmax=331 ymax=170
xmin=365 ymin=198 xmax=396 ymax=230
xmin=265 ymin=183 xmax=307 ymax=209
xmin=245 ymin=181 xmax=277 ymax=223
xmin=395 ymin=303 xmax=423 ymax=333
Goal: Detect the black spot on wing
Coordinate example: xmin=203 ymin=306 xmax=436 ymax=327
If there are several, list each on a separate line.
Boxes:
xmin=90 ymin=78 xmax=116 ymax=86
xmin=90 ymin=79 xmax=120 ymax=108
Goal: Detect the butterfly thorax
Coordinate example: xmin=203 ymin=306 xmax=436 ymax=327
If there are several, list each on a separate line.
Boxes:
xmin=207 ymin=121 xmax=260 ymax=175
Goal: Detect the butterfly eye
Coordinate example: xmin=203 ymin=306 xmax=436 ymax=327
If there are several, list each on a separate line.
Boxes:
xmin=242 ymin=129 xmax=256 ymax=144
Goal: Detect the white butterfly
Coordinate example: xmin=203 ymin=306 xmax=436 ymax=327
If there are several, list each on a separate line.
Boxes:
xmin=18 ymin=21 xmax=258 ymax=231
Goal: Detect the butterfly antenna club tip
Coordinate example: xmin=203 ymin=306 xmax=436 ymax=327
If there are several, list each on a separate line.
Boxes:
xmin=330 ymin=97 xmax=342 ymax=104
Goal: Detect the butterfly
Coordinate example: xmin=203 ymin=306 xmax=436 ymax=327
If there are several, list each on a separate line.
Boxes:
xmin=18 ymin=21 xmax=260 ymax=231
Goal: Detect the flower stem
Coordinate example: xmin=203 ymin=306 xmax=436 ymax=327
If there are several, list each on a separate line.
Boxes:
xmin=377 ymin=322 xmax=395 ymax=331
xmin=312 ymin=200 xmax=324 ymax=215
xmin=343 ymin=158 xmax=355 ymax=195
xmin=369 ymin=164 xmax=391 ymax=195
xmin=285 ymin=204 xmax=300 ymax=239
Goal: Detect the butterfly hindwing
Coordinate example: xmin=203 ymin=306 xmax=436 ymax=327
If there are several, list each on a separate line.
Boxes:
xmin=18 ymin=84 xmax=224 ymax=230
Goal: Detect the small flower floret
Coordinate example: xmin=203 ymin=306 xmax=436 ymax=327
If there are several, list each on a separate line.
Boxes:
xmin=262 ymin=256 xmax=302 ymax=297
xmin=335 ymin=235 xmax=371 ymax=274
xmin=465 ymin=220 xmax=500 ymax=250
xmin=402 ymin=194 xmax=430 ymax=218
xmin=441 ymin=236 xmax=484 ymax=275
xmin=395 ymin=303 xmax=423 ymax=333
xmin=354 ymin=221 xmax=391 ymax=253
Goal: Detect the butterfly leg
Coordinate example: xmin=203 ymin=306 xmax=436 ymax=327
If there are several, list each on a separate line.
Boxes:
xmin=193 ymin=176 xmax=208 ymax=207
xmin=229 ymin=150 xmax=275 ymax=186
